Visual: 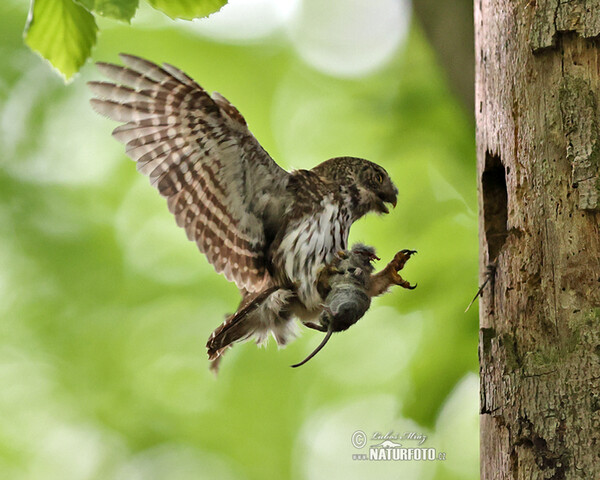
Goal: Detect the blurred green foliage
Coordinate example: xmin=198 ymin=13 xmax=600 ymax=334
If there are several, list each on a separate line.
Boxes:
xmin=1 ymin=1 xmax=479 ymax=479
xmin=24 ymin=0 xmax=226 ymax=80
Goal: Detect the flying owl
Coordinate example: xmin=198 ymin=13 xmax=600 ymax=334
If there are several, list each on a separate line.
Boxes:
xmin=89 ymin=54 xmax=399 ymax=366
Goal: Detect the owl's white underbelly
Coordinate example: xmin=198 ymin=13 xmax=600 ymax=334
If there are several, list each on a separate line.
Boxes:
xmin=275 ymin=201 xmax=350 ymax=311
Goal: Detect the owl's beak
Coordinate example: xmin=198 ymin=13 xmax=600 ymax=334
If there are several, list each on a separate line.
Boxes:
xmin=376 ymin=186 xmax=398 ymax=214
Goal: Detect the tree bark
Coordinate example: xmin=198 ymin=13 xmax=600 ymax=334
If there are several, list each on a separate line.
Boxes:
xmin=476 ymin=1 xmax=600 ymax=479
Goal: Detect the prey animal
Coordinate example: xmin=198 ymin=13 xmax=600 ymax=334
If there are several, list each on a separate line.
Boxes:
xmin=89 ymin=54 xmax=400 ymax=368
xmin=291 ymin=244 xmax=417 ymax=367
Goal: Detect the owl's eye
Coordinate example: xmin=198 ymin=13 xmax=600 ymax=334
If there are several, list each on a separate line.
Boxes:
xmin=376 ymin=173 xmax=384 ymax=184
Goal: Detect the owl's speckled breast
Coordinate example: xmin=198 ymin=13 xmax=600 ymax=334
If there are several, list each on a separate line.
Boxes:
xmin=272 ymin=198 xmax=352 ymax=311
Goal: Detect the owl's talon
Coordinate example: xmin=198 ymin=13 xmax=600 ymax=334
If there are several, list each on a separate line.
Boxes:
xmin=382 ymin=249 xmax=417 ymax=291
xmin=392 ymin=274 xmax=416 ymax=290
xmin=391 ymin=249 xmax=417 ymax=271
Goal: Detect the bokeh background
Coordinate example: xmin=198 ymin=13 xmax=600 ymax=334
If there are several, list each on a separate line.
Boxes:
xmin=0 ymin=0 xmax=478 ymax=478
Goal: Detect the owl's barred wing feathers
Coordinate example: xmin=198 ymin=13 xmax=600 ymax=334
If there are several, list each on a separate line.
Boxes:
xmin=89 ymin=54 xmax=290 ymax=292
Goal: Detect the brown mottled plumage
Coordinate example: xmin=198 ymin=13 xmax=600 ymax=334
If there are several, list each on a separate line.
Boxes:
xmin=89 ymin=54 xmax=399 ymax=369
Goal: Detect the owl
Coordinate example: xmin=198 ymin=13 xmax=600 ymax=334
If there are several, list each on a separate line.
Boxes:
xmin=89 ymin=54 xmax=399 ymax=367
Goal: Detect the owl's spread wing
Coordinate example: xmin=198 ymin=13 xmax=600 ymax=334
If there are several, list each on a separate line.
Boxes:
xmin=89 ymin=54 xmax=290 ymax=292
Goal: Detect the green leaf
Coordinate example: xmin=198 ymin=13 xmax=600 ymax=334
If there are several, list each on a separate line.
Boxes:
xmin=75 ymin=0 xmax=139 ymax=22
xmin=145 ymin=0 xmax=227 ymax=20
xmin=24 ymin=0 xmax=98 ymax=81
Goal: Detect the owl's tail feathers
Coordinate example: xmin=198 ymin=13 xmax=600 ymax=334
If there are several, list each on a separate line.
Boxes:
xmin=207 ymin=287 xmax=277 ymax=361
xmin=207 ymin=288 xmax=296 ymax=373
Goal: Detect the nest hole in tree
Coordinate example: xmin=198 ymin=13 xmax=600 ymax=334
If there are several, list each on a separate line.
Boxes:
xmin=482 ymin=151 xmax=508 ymax=260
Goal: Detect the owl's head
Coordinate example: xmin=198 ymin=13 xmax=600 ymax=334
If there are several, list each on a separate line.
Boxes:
xmin=312 ymin=157 xmax=398 ymax=217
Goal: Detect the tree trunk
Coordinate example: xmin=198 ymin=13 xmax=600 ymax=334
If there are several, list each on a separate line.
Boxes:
xmin=476 ymin=1 xmax=600 ymax=479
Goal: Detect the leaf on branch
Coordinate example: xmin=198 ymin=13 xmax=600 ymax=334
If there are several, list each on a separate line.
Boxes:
xmin=25 ymin=0 xmax=98 ymax=81
xmin=145 ymin=0 xmax=227 ymax=20
xmin=75 ymin=0 xmax=139 ymax=22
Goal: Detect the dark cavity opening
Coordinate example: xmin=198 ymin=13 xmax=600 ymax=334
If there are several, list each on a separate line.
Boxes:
xmin=482 ymin=151 xmax=508 ymax=261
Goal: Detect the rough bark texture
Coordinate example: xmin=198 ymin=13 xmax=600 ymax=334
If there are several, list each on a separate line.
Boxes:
xmin=476 ymin=1 xmax=600 ymax=479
